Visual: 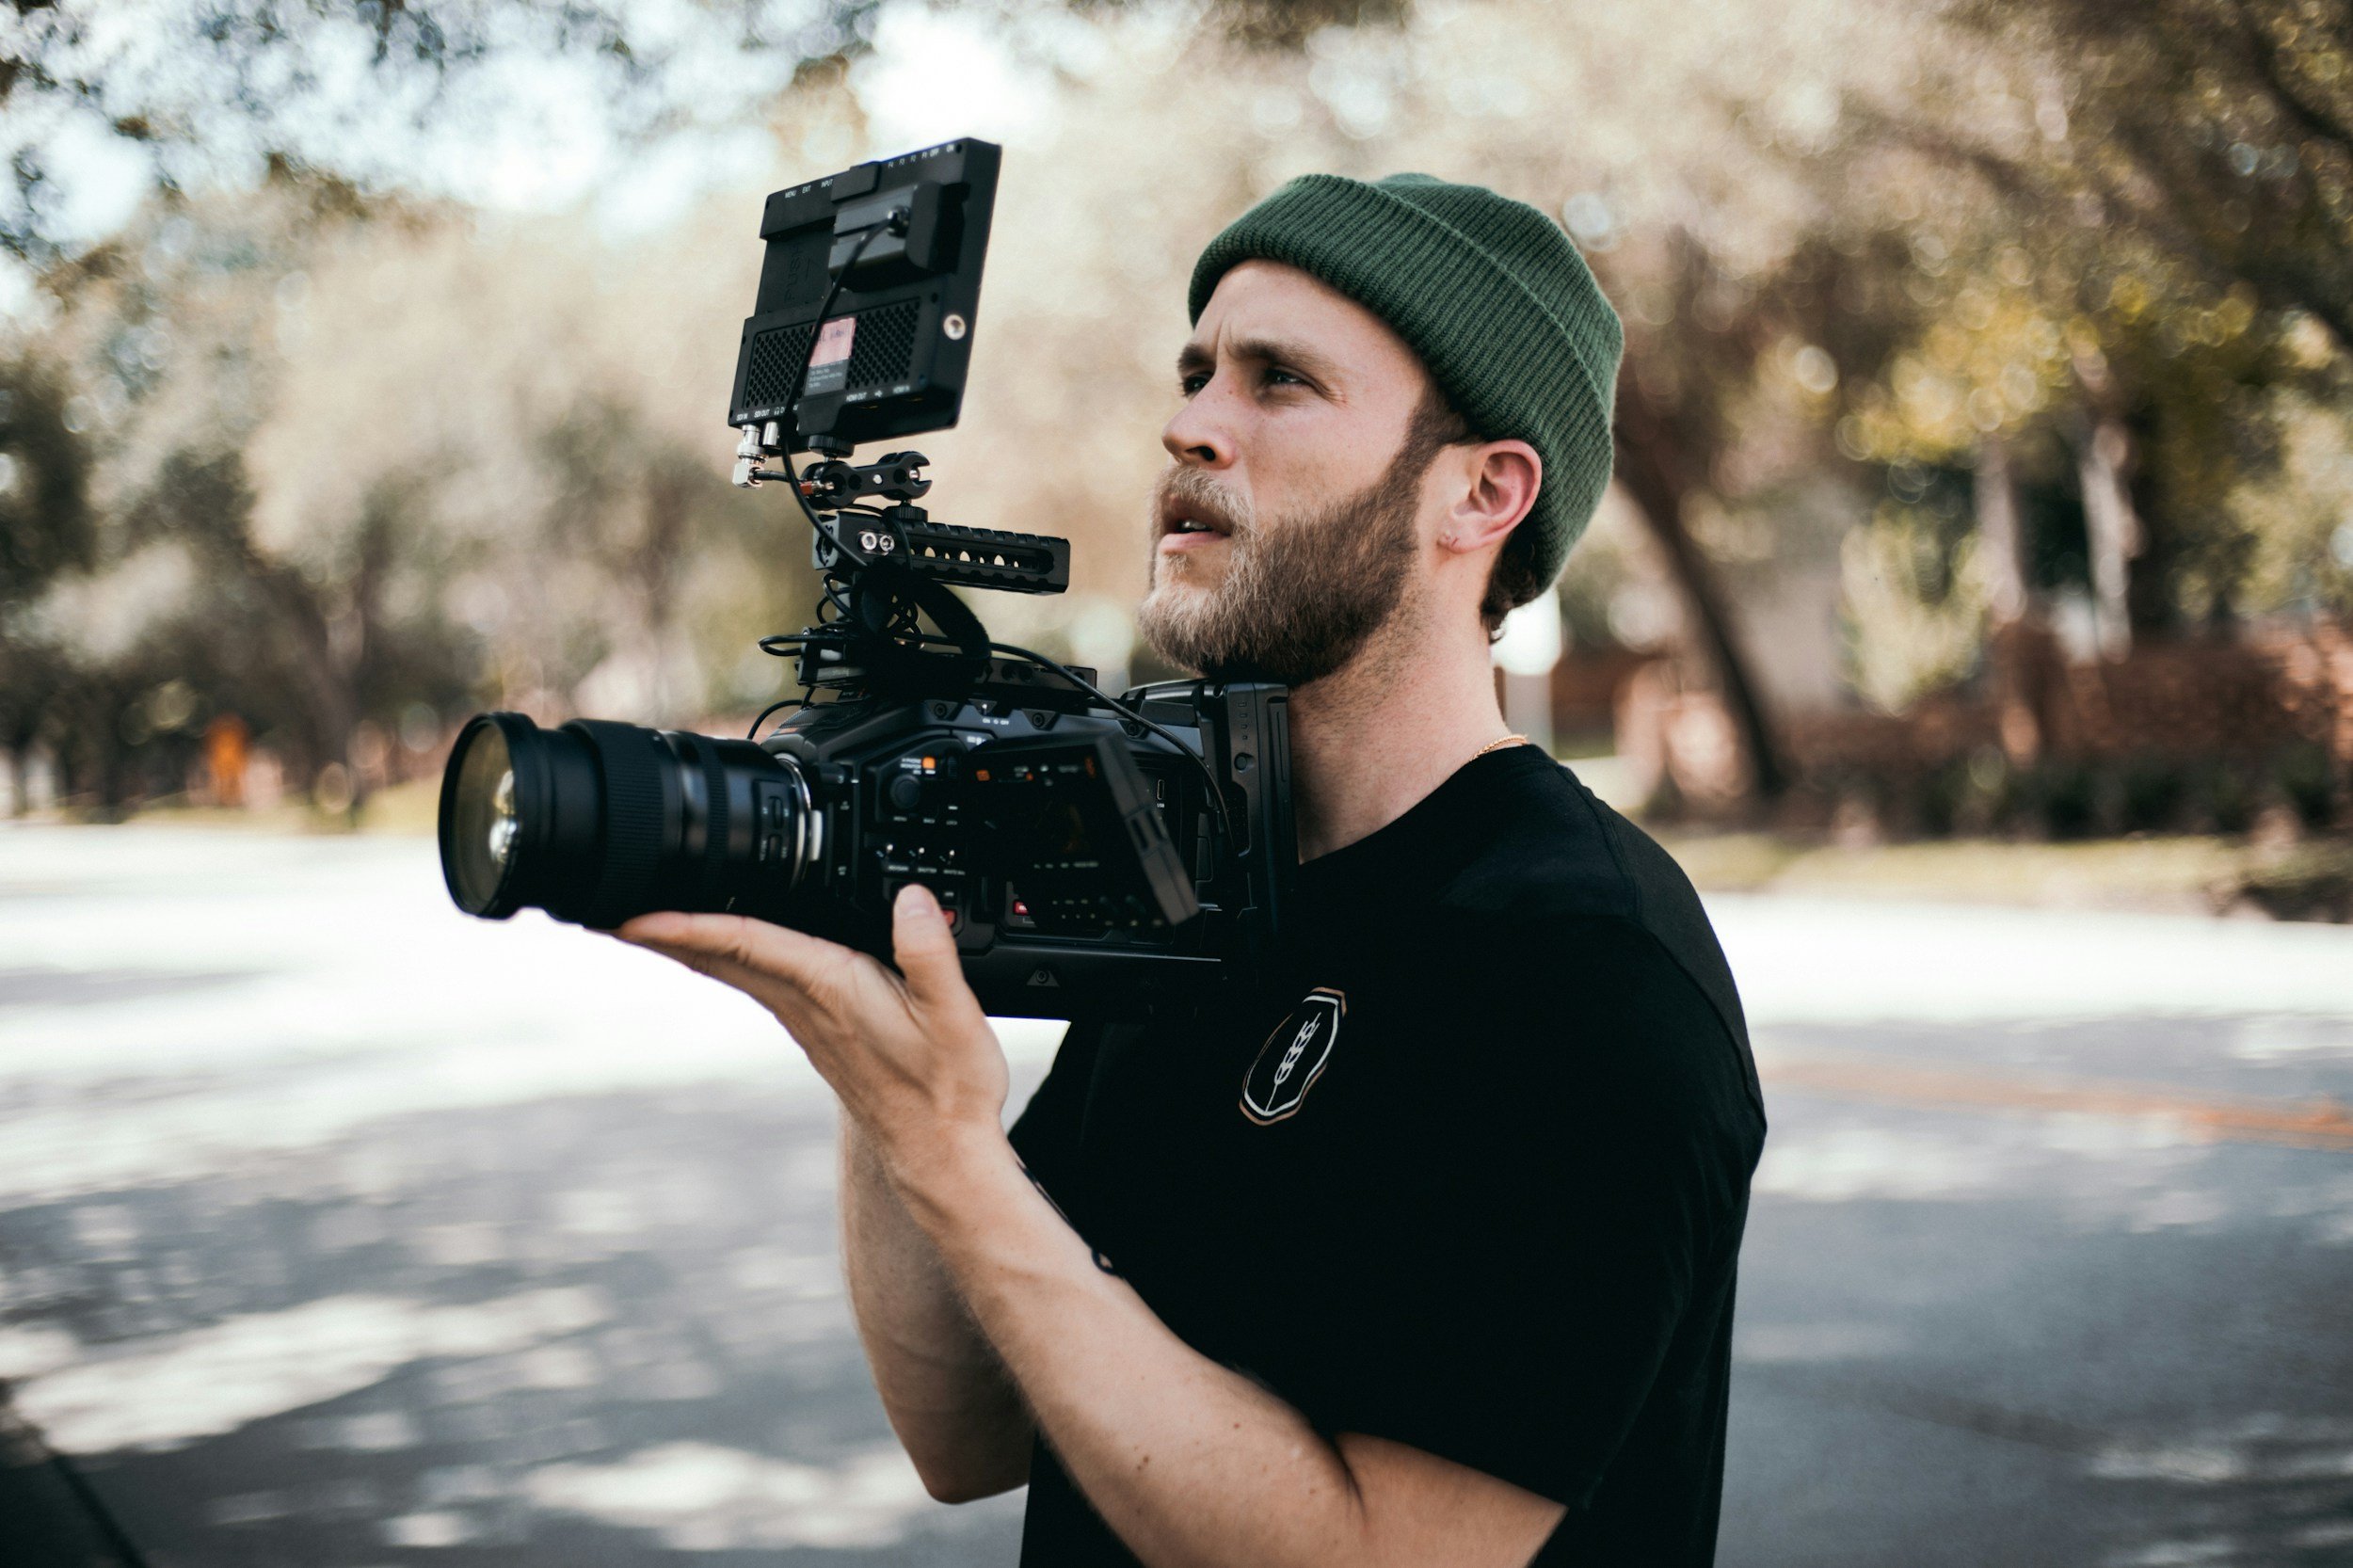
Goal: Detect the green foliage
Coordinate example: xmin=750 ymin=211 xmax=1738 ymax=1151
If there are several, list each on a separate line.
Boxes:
xmin=0 ymin=2 xmax=876 ymax=264
xmin=1837 ymin=482 xmax=1987 ymax=713
xmin=1841 ymin=0 xmax=2353 ymax=639
xmin=1961 ymin=0 xmax=2353 ymax=350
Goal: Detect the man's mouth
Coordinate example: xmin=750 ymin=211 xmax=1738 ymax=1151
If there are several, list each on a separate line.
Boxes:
xmin=1156 ymin=486 xmax=1242 ymax=562
xmin=1159 ymin=517 xmax=1230 ymax=557
xmin=1160 ymin=501 xmax=1232 ymax=539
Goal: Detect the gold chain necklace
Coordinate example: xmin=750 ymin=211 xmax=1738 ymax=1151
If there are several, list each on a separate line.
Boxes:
xmin=1471 ymin=733 xmax=1529 ymax=760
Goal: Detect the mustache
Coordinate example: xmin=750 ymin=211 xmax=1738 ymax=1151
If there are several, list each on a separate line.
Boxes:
xmin=1152 ymin=465 xmax=1254 ymax=539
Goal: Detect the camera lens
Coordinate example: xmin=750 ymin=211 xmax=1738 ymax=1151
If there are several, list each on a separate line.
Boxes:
xmin=438 ymin=712 xmax=821 ymax=928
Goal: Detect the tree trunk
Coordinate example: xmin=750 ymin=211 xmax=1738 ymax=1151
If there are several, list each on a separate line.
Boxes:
xmin=1975 ymin=431 xmax=2027 ymax=627
xmin=2077 ymin=415 xmax=2141 ymax=662
xmin=2067 ymin=347 xmax=2145 ymax=663
xmin=1976 ymin=433 xmax=2045 ymax=765
xmin=1609 ymin=361 xmax=1788 ymax=801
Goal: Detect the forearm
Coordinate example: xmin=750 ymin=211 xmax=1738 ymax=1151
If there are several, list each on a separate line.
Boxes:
xmin=840 ymin=1117 xmax=1032 ymax=1499
xmin=893 ymin=1128 xmax=1383 ymax=1568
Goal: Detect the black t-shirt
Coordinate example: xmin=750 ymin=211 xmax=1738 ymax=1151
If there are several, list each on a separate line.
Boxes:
xmin=1007 ymin=745 xmax=1766 ymax=1566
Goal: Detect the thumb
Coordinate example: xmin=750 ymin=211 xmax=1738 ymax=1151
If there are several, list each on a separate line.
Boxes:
xmin=891 ymin=883 xmax=973 ymax=1016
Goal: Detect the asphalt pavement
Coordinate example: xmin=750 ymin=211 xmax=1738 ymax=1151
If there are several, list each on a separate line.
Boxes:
xmin=1 ymin=824 xmax=2349 ymax=1566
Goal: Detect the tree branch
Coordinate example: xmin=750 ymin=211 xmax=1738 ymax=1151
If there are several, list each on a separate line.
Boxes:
xmin=2222 ymin=0 xmax=2353 ymax=156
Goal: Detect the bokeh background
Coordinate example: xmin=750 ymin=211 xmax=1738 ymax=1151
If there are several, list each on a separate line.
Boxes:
xmin=3 ymin=3 xmax=2352 ymax=1565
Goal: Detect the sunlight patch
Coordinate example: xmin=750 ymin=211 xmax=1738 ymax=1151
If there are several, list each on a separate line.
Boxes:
xmin=1737 ymin=1320 xmax=1908 ymax=1362
xmin=1708 ymin=894 xmax=2353 ymax=1025
xmin=1752 ymin=1126 xmax=1996 ymax=1202
xmin=13 ymin=1287 xmax=607 ymax=1454
xmin=525 ymin=1441 xmax=934 ymax=1551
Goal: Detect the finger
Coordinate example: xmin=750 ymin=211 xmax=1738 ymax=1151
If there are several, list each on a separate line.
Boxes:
xmin=616 ymin=913 xmax=860 ymax=1032
xmin=617 ymin=911 xmax=846 ymax=995
xmin=891 ymin=883 xmax=983 ymax=1022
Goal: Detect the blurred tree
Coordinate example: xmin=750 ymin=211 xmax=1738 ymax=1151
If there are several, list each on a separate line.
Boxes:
xmin=1847 ymin=0 xmax=2353 ymax=657
xmin=0 ymin=0 xmax=1427 ymax=266
xmin=532 ymin=397 xmax=709 ymax=719
xmin=1599 ymin=199 xmax=1977 ymax=783
xmin=1840 ymin=200 xmax=2321 ymax=657
xmin=1186 ymin=0 xmax=1409 ymax=50
xmin=1608 ymin=255 xmax=1792 ymax=797
xmin=0 ymin=355 xmax=93 ymax=806
xmin=0 ymin=354 xmax=90 ymax=600
xmin=0 ymin=0 xmax=880 ymax=264
xmin=1946 ymin=0 xmax=2353 ymax=353
xmin=17 ymin=183 xmax=824 ymax=808
xmin=61 ymin=0 xmax=2340 ymax=824
xmin=115 ymin=448 xmax=478 ymax=811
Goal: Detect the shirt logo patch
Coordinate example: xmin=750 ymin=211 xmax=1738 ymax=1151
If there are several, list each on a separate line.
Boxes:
xmin=1241 ymin=988 xmax=1345 ymax=1125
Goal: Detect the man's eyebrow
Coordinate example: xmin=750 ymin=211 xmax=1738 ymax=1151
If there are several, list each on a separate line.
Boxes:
xmin=1174 ymin=335 xmax=1347 ymax=388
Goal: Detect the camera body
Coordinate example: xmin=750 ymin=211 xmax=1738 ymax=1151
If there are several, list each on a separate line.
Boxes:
xmin=438 ymin=136 xmax=1298 ymax=1021
xmin=757 ymin=670 xmax=1291 ymax=1017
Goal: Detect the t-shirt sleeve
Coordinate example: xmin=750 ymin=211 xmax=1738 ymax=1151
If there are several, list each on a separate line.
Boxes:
xmin=1006 ymin=1020 xmax=1103 ymax=1204
xmin=1296 ymin=915 xmax=1761 ymax=1511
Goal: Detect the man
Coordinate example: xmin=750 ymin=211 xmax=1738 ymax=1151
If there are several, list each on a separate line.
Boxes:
xmin=620 ymin=172 xmax=1766 ymax=1566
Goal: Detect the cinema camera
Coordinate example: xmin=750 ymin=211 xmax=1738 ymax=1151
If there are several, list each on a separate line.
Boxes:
xmin=437 ymin=137 xmax=1296 ymax=1019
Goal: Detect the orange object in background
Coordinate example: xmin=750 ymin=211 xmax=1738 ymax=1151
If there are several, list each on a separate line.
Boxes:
xmin=204 ymin=713 xmax=249 ymax=808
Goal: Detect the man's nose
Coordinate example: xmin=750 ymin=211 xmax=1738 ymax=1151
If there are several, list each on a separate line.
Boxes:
xmin=1162 ymin=381 xmax=1235 ymax=469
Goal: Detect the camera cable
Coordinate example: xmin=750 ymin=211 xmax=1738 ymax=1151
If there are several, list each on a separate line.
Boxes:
xmin=978 ymin=639 xmax=1240 ymax=853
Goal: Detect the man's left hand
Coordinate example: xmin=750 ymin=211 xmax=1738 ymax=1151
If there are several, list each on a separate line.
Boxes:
xmin=615 ymin=885 xmax=1008 ymax=1176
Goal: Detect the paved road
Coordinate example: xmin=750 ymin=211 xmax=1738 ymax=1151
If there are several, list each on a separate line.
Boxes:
xmin=2 ymin=824 xmax=2349 ymax=1566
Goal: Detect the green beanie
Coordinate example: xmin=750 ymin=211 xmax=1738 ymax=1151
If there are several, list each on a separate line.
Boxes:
xmin=1188 ymin=172 xmax=1624 ymax=592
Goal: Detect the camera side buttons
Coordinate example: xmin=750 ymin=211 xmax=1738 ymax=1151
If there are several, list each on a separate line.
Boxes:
xmin=876 ymin=752 xmax=968 ymax=931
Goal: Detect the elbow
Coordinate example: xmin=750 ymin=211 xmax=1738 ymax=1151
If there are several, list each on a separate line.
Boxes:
xmin=919 ymin=1472 xmax=1000 ymax=1506
xmin=911 ymin=1447 xmax=1030 ymax=1505
xmin=882 ymin=1400 xmax=1032 ymax=1503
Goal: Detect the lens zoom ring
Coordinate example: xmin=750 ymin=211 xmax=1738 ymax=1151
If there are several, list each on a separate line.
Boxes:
xmin=576 ymin=721 xmax=669 ymax=929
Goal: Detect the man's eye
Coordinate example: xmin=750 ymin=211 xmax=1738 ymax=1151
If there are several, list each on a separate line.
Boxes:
xmin=1178 ymin=372 xmax=1209 ymax=395
xmin=1263 ymin=366 xmax=1305 ymax=389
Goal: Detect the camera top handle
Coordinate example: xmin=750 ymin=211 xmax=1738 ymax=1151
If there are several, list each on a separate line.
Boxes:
xmin=794 ymin=451 xmax=1070 ymax=598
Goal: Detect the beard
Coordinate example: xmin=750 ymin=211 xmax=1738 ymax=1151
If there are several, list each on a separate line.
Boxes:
xmin=1136 ymin=441 xmax=1433 ymax=689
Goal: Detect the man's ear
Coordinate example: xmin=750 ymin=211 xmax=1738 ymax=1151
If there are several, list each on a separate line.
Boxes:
xmin=1438 ymin=440 xmax=1542 ymax=557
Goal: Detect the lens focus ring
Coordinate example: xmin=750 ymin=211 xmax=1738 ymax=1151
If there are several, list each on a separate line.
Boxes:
xmin=573 ymin=720 xmax=670 ymax=929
